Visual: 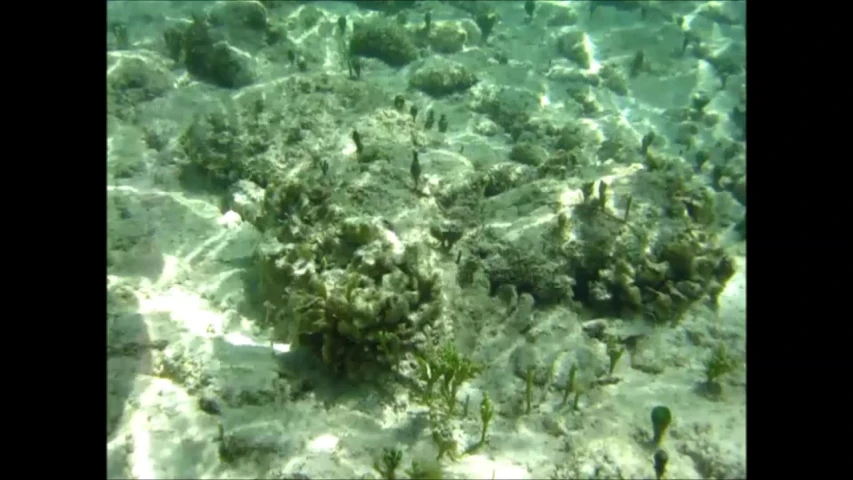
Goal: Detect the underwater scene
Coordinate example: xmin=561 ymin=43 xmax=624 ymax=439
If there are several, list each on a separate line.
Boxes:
xmin=107 ymin=1 xmax=746 ymax=478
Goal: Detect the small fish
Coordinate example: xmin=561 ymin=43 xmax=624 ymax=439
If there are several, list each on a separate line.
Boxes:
xmin=410 ymin=150 xmax=422 ymax=190
xmin=424 ymin=109 xmax=435 ymax=130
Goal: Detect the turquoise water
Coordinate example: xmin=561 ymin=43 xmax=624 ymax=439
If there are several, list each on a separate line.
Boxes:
xmin=108 ymin=2 xmax=746 ymax=478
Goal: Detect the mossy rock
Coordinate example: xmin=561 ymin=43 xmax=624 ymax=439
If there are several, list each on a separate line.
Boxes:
xmin=509 ymin=142 xmax=549 ymax=167
xmin=350 ymin=20 xmax=419 ymax=67
xmin=179 ymin=16 xmax=255 ymax=89
xmin=409 ymin=58 xmax=478 ymax=97
xmin=567 ymin=195 xmax=735 ymax=322
xmin=473 ymin=85 xmax=539 ymax=139
xmin=482 ymin=163 xmax=534 ymax=198
xmin=258 ymin=177 xmax=336 ymax=235
xmin=427 ymin=23 xmax=468 ymax=54
xmin=556 ymin=31 xmax=590 ymax=68
xmin=599 ymin=63 xmax=628 ymax=96
xmin=180 ymin=107 xmax=245 ymax=187
xmin=209 ymin=1 xmax=268 ymax=30
xmin=547 ymin=8 xmax=579 ymax=27
xmin=261 ymin=220 xmax=444 ymax=378
xmin=107 ymin=57 xmax=174 ymax=120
